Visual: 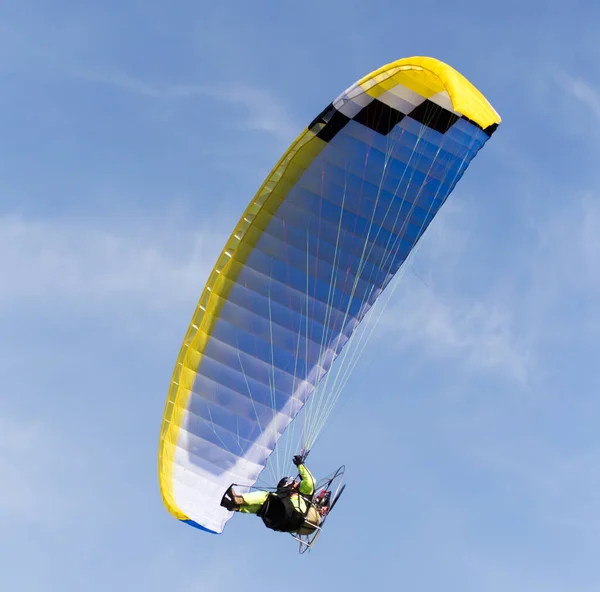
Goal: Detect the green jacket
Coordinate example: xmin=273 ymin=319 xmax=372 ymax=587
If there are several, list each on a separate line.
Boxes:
xmin=289 ymin=463 xmax=315 ymax=514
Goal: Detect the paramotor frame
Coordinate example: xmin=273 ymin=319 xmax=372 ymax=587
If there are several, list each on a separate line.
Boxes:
xmin=293 ymin=465 xmax=346 ymax=554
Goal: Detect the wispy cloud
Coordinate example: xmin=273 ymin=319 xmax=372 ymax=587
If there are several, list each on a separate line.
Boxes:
xmin=0 ymin=413 xmax=87 ymax=528
xmin=78 ymin=69 xmax=300 ymax=141
xmin=374 ymin=167 xmax=600 ymax=386
xmin=367 ymin=198 xmax=532 ymax=383
xmin=555 ymin=71 xmax=600 ymax=123
xmin=382 ymin=280 xmax=532 ymax=383
xmin=521 ymin=189 xmax=600 ymax=342
xmin=0 ymin=213 xmax=220 ymax=316
xmin=0 ymin=18 xmax=300 ymax=143
xmin=580 ymin=192 xmax=600 ymax=286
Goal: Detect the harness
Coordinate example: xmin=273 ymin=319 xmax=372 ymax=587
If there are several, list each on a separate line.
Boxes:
xmin=256 ymin=493 xmax=306 ymax=533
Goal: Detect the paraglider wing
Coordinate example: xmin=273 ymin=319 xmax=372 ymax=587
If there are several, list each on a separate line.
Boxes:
xmin=158 ymin=56 xmax=501 ymax=534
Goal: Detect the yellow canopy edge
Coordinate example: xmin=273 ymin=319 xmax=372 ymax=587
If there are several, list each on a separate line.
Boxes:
xmin=358 ymin=56 xmax=501 ymax=130
xmin=158 ymin=130 xmax=326 ymax=521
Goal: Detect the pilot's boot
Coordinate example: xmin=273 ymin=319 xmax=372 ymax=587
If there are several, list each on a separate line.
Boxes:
xmin=220 ymin=485 xmax=244 ymax=511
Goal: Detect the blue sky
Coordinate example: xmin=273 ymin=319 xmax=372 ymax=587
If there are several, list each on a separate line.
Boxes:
xmin=2 ymin=0 xmax=600 ymax=589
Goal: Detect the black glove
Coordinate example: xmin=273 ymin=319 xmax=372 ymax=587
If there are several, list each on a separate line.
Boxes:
xmin=292 ymin=455 xmax=304 ymax=467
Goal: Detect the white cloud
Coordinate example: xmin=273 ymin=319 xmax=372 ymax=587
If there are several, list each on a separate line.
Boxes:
xmin=361 ymin=196 xmax=532 ymax=383
xmin=555 ymin=71 xmax=600 ymax=123
xmin=0 ymin=19 xmax=300 ymax=144
xmin=211 ymin=82 xmax=300 ymax=141
xmin=580 ymin=192 xmax=600 ymax=286
xmin=0 ymin=213 xmax=220 ymax=316
xmin=371 ymin=176 xmax=600 ymax=386
xmin=59 ymin=65 xmax=300 ymax=142
xmin=520 ymin=190 xmax=600 ymax=346
xmin=0 ymin=413 xmax=86 ymax=527
xmin=382 ymin=281 xmax=532 ymax=383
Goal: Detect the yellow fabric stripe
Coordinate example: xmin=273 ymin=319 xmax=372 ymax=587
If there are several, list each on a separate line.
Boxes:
xmin=158 ymin=130 xmax=326 ymax=521
xmin=358 ymin=56 xmax=501 ymax=129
